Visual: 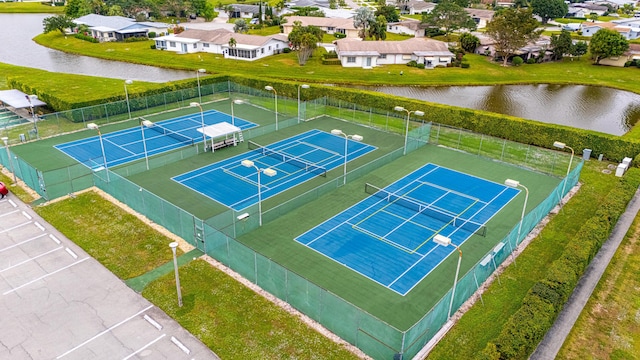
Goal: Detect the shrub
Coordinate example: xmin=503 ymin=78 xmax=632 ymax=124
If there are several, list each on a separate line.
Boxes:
xmin=417 ymin=63 xmax=425 ymax=69
xmin=406 ymin=60 xmax=418 ymax=67
xmin=527 ymin=58 xmax=536 ymax=64
xmin=334 ymin=33 xmax=346 ymax=39
xmin=283 ymin=47 xmax=291 ymax=53
xmin=74 ymin=33 xmax=99 ymax=43
xmin=461 ymin=62 xmax=470 ymax=68
xmin=148 ymin=32 xmax=156 ymax=38
xmin=150 ymin=44 xmax=157 ymax=49
xmin=321 ymin=58 xmax=341 ymax=65
xmin=512 ymin=56 xmax=523 ymax=66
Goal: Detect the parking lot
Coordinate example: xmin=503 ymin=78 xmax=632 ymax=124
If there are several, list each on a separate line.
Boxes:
xmin=0 ymin=193 xmax=219 ymax=360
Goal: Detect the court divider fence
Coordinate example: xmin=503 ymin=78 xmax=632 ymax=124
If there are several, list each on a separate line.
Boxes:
xmin=0 ymin=82 xmax=581 ymax=359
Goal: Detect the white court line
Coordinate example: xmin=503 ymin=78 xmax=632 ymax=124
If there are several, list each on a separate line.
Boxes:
xmin=22 ymin=211 xmax=32 ymax=220
xmin=0 ymin=221 xmax=33 ymax=234
xmin=3 ymin=257 xmax=90 ymax=296
xmin=122 ymin=334 xmax=166 ymax=360
xmin=0 ymin=246 xmax=64 ymax=273
xmin=0 ymin=209 xmax=19 ymax=218
xmin=56 ymin=304 xmax=154 ymax=359
xmin=0 ymin=233 xmax=48 ymax=253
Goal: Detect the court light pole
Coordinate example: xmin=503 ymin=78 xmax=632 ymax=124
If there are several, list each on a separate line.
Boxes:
xmin=505 ymin=179 xmax=529 ymax=245
xmin=169 ymin=242 xmax=183 ymax=307
xmin=265 ymin=85 xmax=278 ymax=130
xmin=196 ymin=68 xmax=206 ymax=103
xmin=394 ymin=106 xmax=424 ymax=156
xmin=241 ymin=159 xmax=277 ymax=226
xmin=190 ymin=102 xmax=206 ymax=153
xmin=141 ymin=120 xmax=153 ymax=170
xmin=433 ymin=234 xmax=462 ymax=320
xmin=553 ymin=141 xmax=574 ymax=204
xmin=331 ymin=129 xmax=363 ymax=185
xmin=230 ymin=99 xmax=244 ymax=126
xmin=87 ymin=123 xmax=109 ymax=182
xmin=124 ymin=79 xmax=133 ymax=119
xmin=297 ymin=84 xmax=310 ymax=124
xmin=1 ymin=137 xmax=17 ymax=184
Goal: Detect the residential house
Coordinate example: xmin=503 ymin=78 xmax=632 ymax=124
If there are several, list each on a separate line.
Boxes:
xmin=228 ymin=4 xmax=268 ymax=20
xmin=282 ymin=16 xmax=359 ymax=39
xmin=399 ymin=0 xmax=436 ymax=15
xmin=387 ymin=20 xmax=424 ymax=37
xmin=154 ymin=29 xmax=289 ymax=61
xmin=475 ymin=33 xmax=553 ymax=62
xmin=464 ymin=8 xmax=494 ymax=29
xmin=581 ymin=21 xmax=639 ymax=39
xmin=73 ymin=14 xmax=169 ymax=42
xmin=567 ymin=3 xmax=608 ymax=17
xmin=600 ymin=43 xmax=640 ymax=67
xmin=335 ymin=38 xmax=454 ymax=68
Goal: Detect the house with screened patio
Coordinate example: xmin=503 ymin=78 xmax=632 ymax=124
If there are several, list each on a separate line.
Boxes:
xmin=335 ymin=38 xmax=454 ymax=68
xmin=154 ymin=29 xmax=289 ymax=61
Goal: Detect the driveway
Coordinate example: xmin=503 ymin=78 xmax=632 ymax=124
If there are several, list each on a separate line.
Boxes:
xmin=0 ymin=193 xmax=219 ymax=360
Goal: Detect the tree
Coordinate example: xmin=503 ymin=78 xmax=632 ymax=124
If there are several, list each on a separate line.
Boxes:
xmin=589 ymin=28 xmax=629 ymax=64
xmin=459 ymin=32 xmax=480 ymax=53
xmin=485 ymin=8 xmax=541 ymax=66
xmin=288 ymin=21 xmax=323 ymax=65
xmin=234 ymin=19 xmax=249 ymax=33
xmin=530 ymin=0 xmax=568 ymax=24
xmin=620 ymin=4 xmax=634 ymax=16
xmin=202 ymin=3 xmax=216 ymax=21
xmin=375 ymin=5 xmax=400 ymax=23
xmin=368 ymin=15 xmax=388 ymax=40
xmin=354 ymin=7 xmax=375 ymax=40
xmin=293 ymin=6 xmax=325 ymax=17
xmin=588 ymin=13 xmax=599 ymax=22
xmin=570 ymin=41 xmax=587 ymax=59
xmin=107 ymin=5 xmax=124 ymax=16
xmin=43 ymin=15 xmax=76 ymax=35
xmin=396 ymin=0 xmax=410 ymax=14
xmin=65 ymin=0 xmax=87 ymax=18
xmin=550 ymin=29 xmax=572 ymax=60
xmin=421 ymin=1 xmax=477 ymax=41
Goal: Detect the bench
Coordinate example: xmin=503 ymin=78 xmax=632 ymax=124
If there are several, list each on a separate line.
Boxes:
xmin=212 ymin=138 xmax=237 ymax=151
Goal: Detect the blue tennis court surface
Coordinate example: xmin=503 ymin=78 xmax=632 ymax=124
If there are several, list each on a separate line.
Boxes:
xmin=55 ymin=110 xmax=257 ymax=169
xmin=172 ymin=129 xmax=377 ymax=210
xmin=295 ymin=164 xmax=520 ymax=295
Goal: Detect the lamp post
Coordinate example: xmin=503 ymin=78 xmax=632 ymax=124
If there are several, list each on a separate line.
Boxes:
xmin=230 ymin=99 xmax=244 ymax=126
xmin=87 ymin=123 xmax=109 ymax=182
xmin=1 ymin=137 xmax=16 ymax=184
xmin=241 ymin=159 xmax=277 ymax=226
xmin=124 ymin=79 xmax=133 ymax=119
xmin=553 ymin=141 xmax=574 ymax=204
xmin=169 ymin=242 xmax=183 ymax=307
xmin=505 ymin=179 xmax=529 ymax=245
xmin=190 ymin=102 xmax=206 ymax=153
xmin=141 ymin=120 xmax=153 ymax=170
xmin=27 ymin=94 xmax=38 ymax=138
xmin=394 ymin=106 xmax=424 ymax=155
xmin=265 ymin=85 xmax=278 ymax=130
xmin=330 ymin=129 xmax=363 ymax=185
xmin=196 ymin=68 xmax=206 ymax=103
xmin=297 ymin=84 xmax=310 ymax=124
xmin=433 ymin=234 xmax=462 ymax=320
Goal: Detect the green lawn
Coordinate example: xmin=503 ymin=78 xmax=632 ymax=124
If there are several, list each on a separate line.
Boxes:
xmin=0 ymin=2 xmax=65 ymax=13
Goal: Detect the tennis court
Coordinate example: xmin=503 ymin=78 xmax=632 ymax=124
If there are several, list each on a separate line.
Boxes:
xmin=295 ymin=163 xmax=520 ymax=295
xmin=172 ymin=129 xmax=377 ymax=210
xmin=54 ymin=110 xmax=257 ymax=169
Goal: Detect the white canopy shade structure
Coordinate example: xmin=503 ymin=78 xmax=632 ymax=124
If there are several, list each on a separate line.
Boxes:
xmin=196 ymin=122 xmax=242 ymax=152
xmin=0 ymin=90 xmax=46 ymax=109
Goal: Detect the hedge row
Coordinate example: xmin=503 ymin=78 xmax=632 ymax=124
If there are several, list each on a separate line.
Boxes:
xmin=9 ymin=74 xmax=640 ymax=162
xmin=479 ymin=168 xmax=640 ymax=360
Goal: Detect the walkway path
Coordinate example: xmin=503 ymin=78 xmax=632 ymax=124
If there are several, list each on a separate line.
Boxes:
xmin=531 ymin=187 xmax=640 ymax=359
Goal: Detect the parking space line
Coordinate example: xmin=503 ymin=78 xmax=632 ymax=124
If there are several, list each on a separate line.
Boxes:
xmin=0 ymin=233 xmax=48 ymax=252
xmin=55 ymin=304 xmax=154 ymax=359
xmin=0 ymin=209 xmax=20 ymax=218
xmin=8 ymin=199 xmax=16 ymax=207
xmin=122 ymin=334 xmax=166 ymax=360
xmin=34 ymin=222 xmax=45 ymax=231
xmin=3 ymin=257 xmax=90 ymax=296
xmin=0 ymin=246 xmax=64 ymax=273
xmin=65 ymin=248 xmax=78 ymax=259
xmin=49 ymin=234 xmax=61 ymax=244
xmin=0 ymin=221 xmax=33 ymax=234
xmin=22 ymin=211 xmax=32 ymax=220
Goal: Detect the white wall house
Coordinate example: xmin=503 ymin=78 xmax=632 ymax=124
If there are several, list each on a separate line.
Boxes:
xmin=73 ymin=14 xmax=168 ymax=42
xmin=581 ymin=22 xmax=640 ymax=39
xmin=400 ymin=0 xmax=436 ymax=15
xmin=282 ymin=16 xmax=360 ymax=39
xmin=387 ymin=20 xmax=424 ymax=37
xmin=154 ymin=29 xmax=289 ymax=61
xmin=335 ymin=38 xmax=454 ymax=68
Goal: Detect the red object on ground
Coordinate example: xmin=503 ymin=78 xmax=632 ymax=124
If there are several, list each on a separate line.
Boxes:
xmin=0 ymin=181 xmax=8 ymax=198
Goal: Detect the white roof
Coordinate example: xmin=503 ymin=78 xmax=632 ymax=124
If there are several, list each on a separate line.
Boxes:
xmin=0 ymin=90 xmax=46 ymax=109
xmin=197 ymin=122 xmax=242 ymax=138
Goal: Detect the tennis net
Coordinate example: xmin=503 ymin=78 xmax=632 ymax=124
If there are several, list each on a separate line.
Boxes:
xmin=143 ymin=118 xmax=194 ymax=146
xmin=248 ymin=140 xmax=327 ymax=177
xmin=365 ymin=183 xmax=486 ymax=237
